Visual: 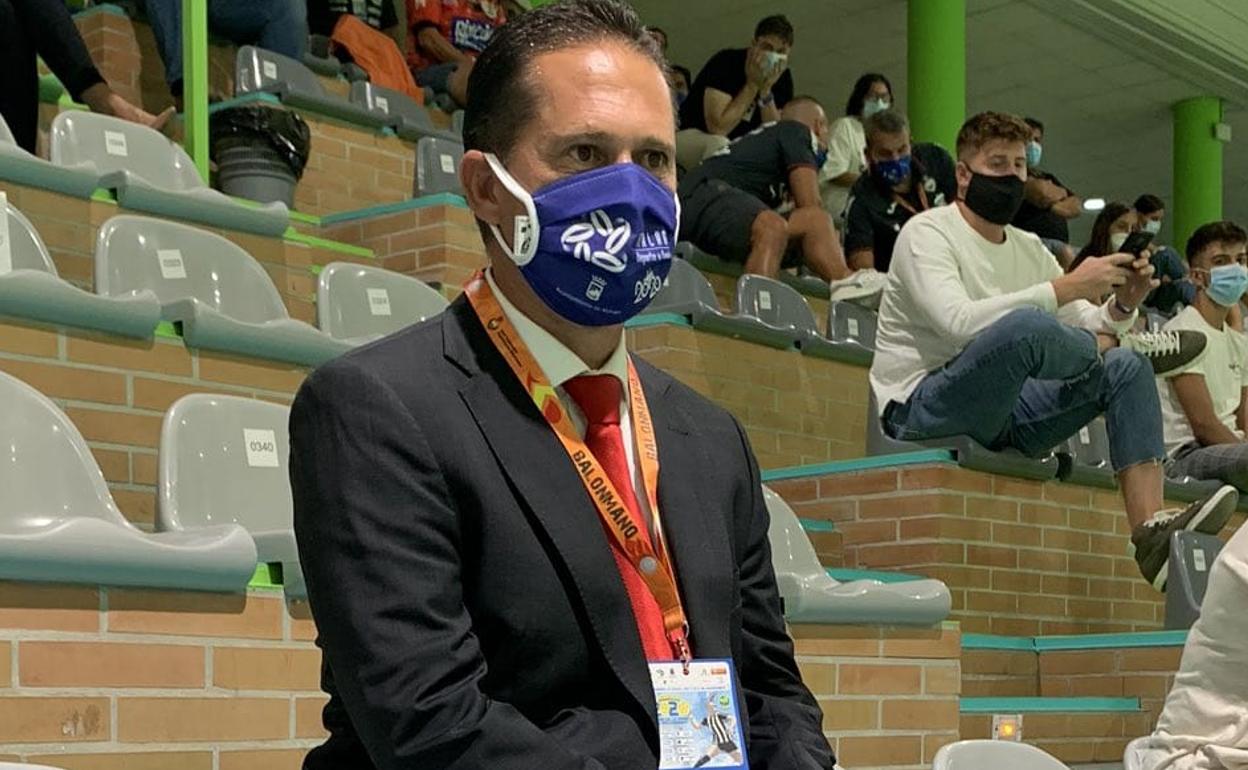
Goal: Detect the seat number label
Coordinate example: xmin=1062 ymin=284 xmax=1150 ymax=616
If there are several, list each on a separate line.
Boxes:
xmin=1194 ymin=549 xmax=1207 ymax=572
xmin=1079 ymin=427 xmax=1091 ymax=445
xmin=440 ymin=154 xmax=456 ymax=174
xmin=262 ymin=60 xmax=278 ymax=80
xmin=847 ymin=318 xmax=859 ymax=337
xmin=243 ymin=428 xmax=280 ymax=467
xmin=104 ymin=131 xmax=128 ymax=157
xmin=758 ymin=290 xmax=771 ymax=311
xmin=367 ymin=287 xmax=392 ymax=316
xmin=375 ymin=96 xmax=389 ymax=113
xmin=157 ymin=249 xmax=187 ymax=279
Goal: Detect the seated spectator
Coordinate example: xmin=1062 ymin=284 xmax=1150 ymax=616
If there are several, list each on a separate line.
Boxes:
xmin=1071 ymin=200 xmax=1139 ymax=272
xmin=675 ymin=14 xmax=794 ymax=171
xmin=145 ymin=0 xmax=307 ymax=105
xmin=1012 ymin=116 xmax=1082 ymax=249
xmin=1160 ymin=222 xmax=1248 ymax=492
xmin=822 ymin=72 xmax=892 ymax=224
xmin=310 ymin=0 xmax=422 ymax=101
xmin=677 ymin=95 xmax=884 ymax=303
xmin=1137 ymin=193 xmax=1198 ymax=312
xmin=405 ymin=0 xmax=506 ymax=108
xmin=1123 ymin=520 xmax=1248 ymax=770
xmin=2 ymin=0 xmax=171 ymax=153
xmin=843 ymin=108 xmax=955 ymax=272
xmin=671 ymin=64 xmax=692 ymax=111
xmin=871 ymin=111 xmax=1232 ymax=590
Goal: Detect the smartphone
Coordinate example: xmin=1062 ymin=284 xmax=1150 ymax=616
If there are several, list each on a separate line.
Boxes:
xmin=1119 ymin=230 xmax=1154 ymax=257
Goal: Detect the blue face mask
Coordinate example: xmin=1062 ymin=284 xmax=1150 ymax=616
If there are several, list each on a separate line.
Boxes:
xmin=814 ymin=147 xmax=828 ymax=170
xmin=872 ymin=155 xmax=911 ymax=187
xmin=1026 ymin=140 xmax=1043 ymax=167
xmin=485 ymin=154 xmax=679 ymax=327
xmin=1206 ymin=263 xmax=1248 ymax=307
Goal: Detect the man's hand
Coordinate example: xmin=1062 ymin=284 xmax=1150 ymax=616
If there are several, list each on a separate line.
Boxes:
xmin=81 ymin=83 xmax=175 ymax=133
xmin=1114 ymin=252 xmax=1159 ymax=310
xmin=745 ymin=48 xmax=769 ymax=88
xmin=1052 ymin=253 xmax=1133 ymax=305
xmin=760 ymin=57 xmax=785 ymax=94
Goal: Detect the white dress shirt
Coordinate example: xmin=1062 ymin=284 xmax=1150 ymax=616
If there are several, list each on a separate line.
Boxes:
xmin=485 ymin=269 xmax=654 ymax=523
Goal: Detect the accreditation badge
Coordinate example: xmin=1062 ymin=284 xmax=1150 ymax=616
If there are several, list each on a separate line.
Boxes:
xmin=650 ymin=659 xmax=748 ymax=769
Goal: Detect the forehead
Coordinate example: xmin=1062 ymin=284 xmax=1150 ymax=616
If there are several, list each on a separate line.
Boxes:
xmin=525 ymin=43 xmax=673 ymax=133
xmin=971 ymin=138 xmax=1025 ymax=159
xmin=1199 ymin=240 xmax=1248 ymax=259
xmin=755 ymin=34 xmax=790 ymax=49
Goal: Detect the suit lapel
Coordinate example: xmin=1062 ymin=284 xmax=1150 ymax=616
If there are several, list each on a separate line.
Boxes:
xmin=445 ymin=302 xmax=657 ymax=731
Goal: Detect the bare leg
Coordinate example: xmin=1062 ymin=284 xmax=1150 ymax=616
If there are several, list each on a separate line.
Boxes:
xmin=743 ymin=210 xmax=788 ymax=279
xmin=448 ymin=59 xmax=473 ymax=107
xmin=785 ymin=206 xmax=849 ymax=281
xmin=1120 ymin=460 xmax=1165 ymax=529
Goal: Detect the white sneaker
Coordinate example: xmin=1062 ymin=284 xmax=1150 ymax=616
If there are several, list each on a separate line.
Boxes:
xmin=829 ymin=269 xmax=887 ymax=308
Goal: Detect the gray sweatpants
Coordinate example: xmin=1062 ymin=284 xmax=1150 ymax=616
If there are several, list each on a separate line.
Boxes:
xmin=1168 ymin=441 xmax=1248 ymax=492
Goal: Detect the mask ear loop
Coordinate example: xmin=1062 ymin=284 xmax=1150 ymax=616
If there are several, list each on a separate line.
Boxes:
xmin=483 ymin=153 xmax=540 ymax=266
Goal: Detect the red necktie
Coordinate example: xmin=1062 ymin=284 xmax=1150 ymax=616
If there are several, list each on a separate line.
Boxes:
xmin=563 ymin=374 xmax=673 ymax=661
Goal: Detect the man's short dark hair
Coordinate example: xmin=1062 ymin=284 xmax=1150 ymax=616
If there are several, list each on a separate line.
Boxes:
xmin=956 ymin=112 xmax=1032 ymax=159
xmin=463 ymin=0 xmax=666 ymax=160
xmin=1186 ymin=221 xmax=1248 ymax=263
xmin=1135 ymin=194 xmax=1165 ymax=215
xmin=1024 ymin=116 xmax=1044 ymax=134
xmin=864 ymin=108 xmax=909 ymax=144
xmin=754 ymin=14 xmax=794 ymax=45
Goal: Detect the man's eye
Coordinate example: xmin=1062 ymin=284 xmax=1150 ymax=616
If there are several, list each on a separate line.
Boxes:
xmin=643 ymin=151 xmax=671 ymax=171
xmin=572 ymin=145 xmax=597 ymax=163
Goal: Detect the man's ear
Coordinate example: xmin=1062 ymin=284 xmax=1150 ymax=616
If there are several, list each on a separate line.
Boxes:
xmin=461 ymin=150 xmax=506 ymax=227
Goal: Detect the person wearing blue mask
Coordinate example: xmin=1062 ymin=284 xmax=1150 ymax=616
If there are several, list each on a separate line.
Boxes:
xmin=1135 ymin=193 xmax=1198 ymax=313
xmin=821 ymin=72 xmax=893 ymax=225
xmin=1012 ymin=117 xmax=1083 ymax=248
xmin=1159 ymin=221 xmax=1248 ymax=492
xmin=288 ymin=2 xmax=835 ymax=768
xmin=843 ymin=108 xmax=956 ymax=272
xmin=678 ymin=95 xmax=886 ymax=303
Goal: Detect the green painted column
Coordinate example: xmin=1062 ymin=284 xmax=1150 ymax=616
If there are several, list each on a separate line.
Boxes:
xmin=182 ymin=0 xmax=210 ymax=181
xmin=1172 ymin=96 xmax=1223 ymax=251
xmin=907 ymin=0 xmax=965 ymax=153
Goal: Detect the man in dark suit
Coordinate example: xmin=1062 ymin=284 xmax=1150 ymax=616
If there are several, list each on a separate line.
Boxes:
xmin=288 ymin=1 xmax=835 ymax=768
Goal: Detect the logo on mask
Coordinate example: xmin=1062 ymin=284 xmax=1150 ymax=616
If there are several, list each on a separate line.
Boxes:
xmin=634 ymin=229 xmax=672 ymax=264
xmin=634 ymin=269 xmax=663 ymax=304
xmin=585 ymin=275 xmax=607 ymax=302
xmin=561 ymin=209 xmax=630 ymax=273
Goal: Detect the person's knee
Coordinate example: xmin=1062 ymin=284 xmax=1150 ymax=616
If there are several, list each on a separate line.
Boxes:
xmin=1103 ymin=346 xmax=1151 ymax=385
xmin=751 ymin=210 xmax=788 ymax=251
xmin=787 ymin=206 xmax=834 ymax=236
xmin=998 ymin=307 xmax=1063 ymax=338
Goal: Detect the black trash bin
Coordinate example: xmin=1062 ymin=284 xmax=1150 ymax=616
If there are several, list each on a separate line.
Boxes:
xmin=210 ymin=105 xmax=311 ymax=208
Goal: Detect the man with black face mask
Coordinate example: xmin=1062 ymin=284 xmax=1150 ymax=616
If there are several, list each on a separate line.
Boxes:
xmin=871 ymin=111 xmax=1232 ymax=591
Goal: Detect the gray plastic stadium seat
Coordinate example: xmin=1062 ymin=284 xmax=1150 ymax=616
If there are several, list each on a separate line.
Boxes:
xmin=348 ymin=82 xmax=461 ymax=144
xmin=1165 ymin=530 xmax=1224 ymax=630
xmin=867 ymin=390 xmax=1063 ymax=481
xmin=0 ymin=111 xmax=100 ymax=198
xmin=1061 ymin=417 xmax=1116 ymax=488
xmin=235 ymin=46 xmax=390 ymax=131
xmin=451 ymin=110 xmax=464 ymax=137
xmin=94 ymin=215 xmax=353 ymax=367
xmin=763 ymin=486 xmax=951 ymax=625
xmin=0 ymin=762 xmax=74 ymax=769
xmin=49 ymin=111 xmax=288 ymax=236
xmin=737 ymin=274 xmax=875 ymax=363
xmin=642 ymin=258 xmax=799 ymax=344
xmin=158 ymin=394 xmax=304 ymax=598
xmin=933 ymin=740 xmax=1069 ymax=770
xmin=316 ymin=261 xmax=448 ymax=344
xmin=0 ymin=370 xmax=257 ymax=591
xmin=414 ymin=136 xmax=464 ymax=196
xmin=302 ymin=37 xmax=342 ymax=77
xmin=827 ymin=300 xmax=877 ymax=352
xmin=0 ymin=198 xmax=161 ymax=337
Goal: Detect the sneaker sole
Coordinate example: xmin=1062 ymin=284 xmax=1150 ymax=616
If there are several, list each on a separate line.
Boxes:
xmin=1187 ymin=485 xmax=1239 ymax=535
xmin=1153 ymin=343 xmax=1210 ymax=377
xmin=1152 ymin=559 xmax=1169 ymax=592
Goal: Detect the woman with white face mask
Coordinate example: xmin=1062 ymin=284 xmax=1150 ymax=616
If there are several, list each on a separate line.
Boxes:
xmin=1072 ymin=201 xmax=1141 ymax=275
xmin=821 ymin=72 xmax=893 ymax=224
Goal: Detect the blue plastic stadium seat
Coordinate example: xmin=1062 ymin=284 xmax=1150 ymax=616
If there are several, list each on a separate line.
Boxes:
xmin=94 ymin=215 xmax=353 ymax=367
xmin=49 ymin=111 xmax=289 ymax=237
xmin=0 ymin=370 xmax=257 ymax=592
xmin=0 ymin=196 xmax=161 ymax=337
xmin=0 ymin=112 xmax=100 ymax=198
xmin=236 ymin=45 xmax=391 ymax=131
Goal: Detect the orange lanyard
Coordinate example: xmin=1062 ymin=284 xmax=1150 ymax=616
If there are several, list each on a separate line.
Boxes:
xmin=463 ymin=271 xmax=692 ymax=668
xmin=892 ymin=180 xmax=929 ymax=217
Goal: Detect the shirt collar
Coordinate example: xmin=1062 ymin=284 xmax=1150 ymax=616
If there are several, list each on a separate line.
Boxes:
xmin=484 ymin=268 xmax=629 ymax=389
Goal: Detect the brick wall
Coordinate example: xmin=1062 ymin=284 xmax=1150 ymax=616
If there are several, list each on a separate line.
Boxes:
xmin=320 ymin=203 xmax=484 ymax=290
xmin=767 ymin=463 xmax=1247 ymax=634
xmin=75 ymin=9 xmax=143 ymax=108
xmin=961 ymin=649 xmax=1038 ymax=697
xmin=960 ymin=709 xmax=1152 ymax=765
xmin=295 ymin=118 xmax=417 ymax=216
xmin=1039 ymin=645 xmax=1181 ymax=726
xmin=794 ymin=623 xmax=961 ymax=770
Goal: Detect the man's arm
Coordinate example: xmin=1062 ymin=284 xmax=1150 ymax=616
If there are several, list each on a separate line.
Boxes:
xmin=703 ymin=86 xmax=758 ymax=137
xmin=788 ymin=165 xmax=821 ymax=210
xmin=1237 ymin=387 xmax=1248 ymax=434
xmin=1171 ymin=373 xmax=1244 ymax=446
xmin=290 ymin=363 xmax=606 ymax=770
xmin=1023 ymin=176 xmax=1064 ymax=207
xmin=1050 ymin=193 xmax=1084 ymax=219
xmin=730 ymin=417 xmax=835 ymax=770
xmin=416 ymin=27 xmax=470 ymax=64
xmin=842 ymin=192 xmax=876 ymax=270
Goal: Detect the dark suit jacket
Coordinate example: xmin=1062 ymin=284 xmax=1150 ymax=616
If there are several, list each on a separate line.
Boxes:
xmin=289 ymin=295 xmax=834 ymax=770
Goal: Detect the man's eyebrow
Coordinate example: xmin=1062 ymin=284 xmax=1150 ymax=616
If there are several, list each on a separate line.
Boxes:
xmin=544 ymin=131 xmax=677 ymax=155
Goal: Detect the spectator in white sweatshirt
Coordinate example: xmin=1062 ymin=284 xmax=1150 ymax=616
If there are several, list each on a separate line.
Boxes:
xmin=870 ymin=111 xmax=1234 ymax=590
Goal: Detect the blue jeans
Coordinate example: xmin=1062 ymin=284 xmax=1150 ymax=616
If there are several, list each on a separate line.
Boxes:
xmin=146 ymin=0 xmax=308 ymax=90
xmin=884 ymin=308 xmax=1165 ymax=471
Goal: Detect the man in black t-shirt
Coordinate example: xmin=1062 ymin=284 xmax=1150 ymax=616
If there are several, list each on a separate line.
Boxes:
xmin=679 ymin=96 xmax=885 ymax=304
xmin=844 ymin=109 xmax=956 ymax=272
xmin=1012 ymin=116 xmax=1082 ymax=244
xmin=675 ymin=14 xmax=795 ymax=172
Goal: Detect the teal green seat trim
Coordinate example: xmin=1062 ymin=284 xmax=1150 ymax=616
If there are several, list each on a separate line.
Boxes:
xmin=0 ymin=274 xmax=161 ymax=340
xmin=208 ymin=93 xmax=283 ymax=114
xmin=229 ymin=196 xmax=322 ymax=226
xmin=962 ymin=633 xmax=1038 ymax=651
xmin=284 ymin=229 xmax=374 ymax=258
xmin=761 ymin=450 xmax=956 ymax=482
xmin=624 ymin=313 xmax=690 ymax=329
xmin=319 ymin=193 xmax=469 ymax=225
xmin=1035 ymin=630 xmax=1189 ymax=651
xmin=71 ymin=3 xmax=128 ymax=19
xmin=960 ymin=697 xmax=1141 ymax=714
xmin=798 ymin=517 xmax=835 ymax=533
xmin=825 ymin=568 xmax=924 ymax=584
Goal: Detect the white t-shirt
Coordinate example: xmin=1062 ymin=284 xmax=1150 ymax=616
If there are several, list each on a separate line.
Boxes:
xmin=1158 ymin=304 xmax=1248 ymax=455
xmin=820 ymin=115 xmax=865 ymax=220
xmin=870 ymin=203 xmax=1136 ymax=414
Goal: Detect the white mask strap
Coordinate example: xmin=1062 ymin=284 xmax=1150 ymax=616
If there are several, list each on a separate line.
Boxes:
xmin=483 ymin=153 xmax=539 ymax=266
